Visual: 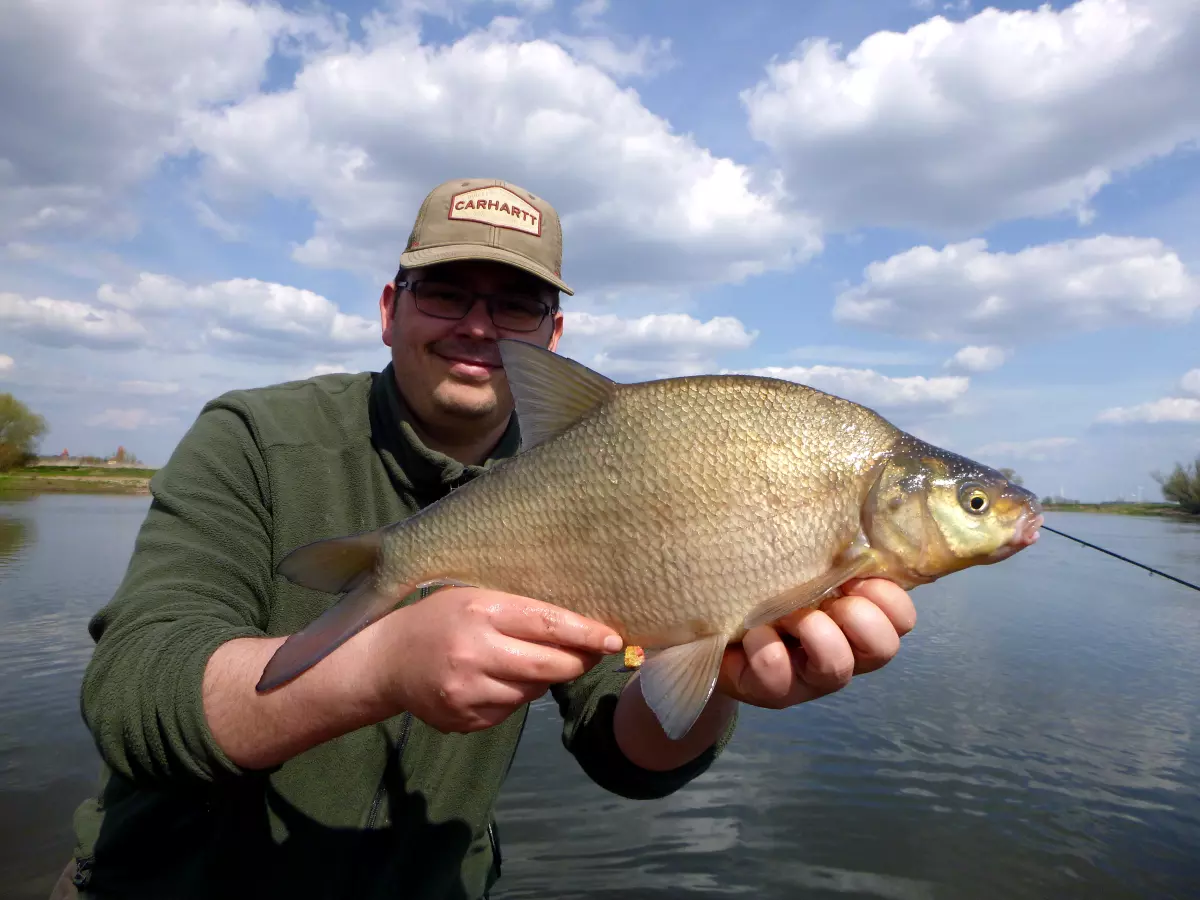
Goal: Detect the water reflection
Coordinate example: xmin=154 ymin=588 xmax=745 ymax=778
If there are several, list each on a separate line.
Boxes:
xmin=0 ymin=500 xmax=1197 ymax=900
xmin=494 ymin=514 xmax=1200 ymax=900
xmin=0 ymin=514 xmax=31 ymax=567
xmin=0 ymin=494 xmax=152 ymax=899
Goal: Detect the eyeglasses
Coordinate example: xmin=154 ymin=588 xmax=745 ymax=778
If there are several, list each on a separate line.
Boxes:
xmin=397 ymin=279 xmax=553 ymax=333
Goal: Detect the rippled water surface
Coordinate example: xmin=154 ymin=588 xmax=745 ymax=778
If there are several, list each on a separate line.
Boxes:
xmin=1 ymin=495 xmax=1198 ymax=899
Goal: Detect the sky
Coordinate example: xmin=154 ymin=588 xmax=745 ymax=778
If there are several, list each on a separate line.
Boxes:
xmin=1 ymin=0 xmax=1198 ymax=501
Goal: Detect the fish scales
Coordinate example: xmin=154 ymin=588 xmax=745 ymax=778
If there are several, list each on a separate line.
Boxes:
xmin=379 ymin=375 xmax=898 ymax=648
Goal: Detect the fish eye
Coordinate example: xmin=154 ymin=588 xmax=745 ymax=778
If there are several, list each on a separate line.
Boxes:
xmin=959 ymin=483 xmax=990 ymax=515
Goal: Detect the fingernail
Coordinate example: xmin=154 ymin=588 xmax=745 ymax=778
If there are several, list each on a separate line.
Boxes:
xmin=603 ymin=635 xmax=623 ymax=653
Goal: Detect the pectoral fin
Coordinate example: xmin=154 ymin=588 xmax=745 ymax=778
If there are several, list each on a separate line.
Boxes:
xmin=257 ymin=573 xmax=473 ymax=693
xmin=741 ymin=550 xmax=881 ymax=632
xmin=276 ymin=529 xmax=385 ymax=594
xmin=636 ymin=633 xmax=728 ymax=741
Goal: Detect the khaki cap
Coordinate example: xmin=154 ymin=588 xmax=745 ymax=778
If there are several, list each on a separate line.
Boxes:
xmin=398 ymin=178 xmax=573 ymax=295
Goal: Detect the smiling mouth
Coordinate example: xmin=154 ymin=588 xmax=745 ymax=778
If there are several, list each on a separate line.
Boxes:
xmin=433 ymin=347 xmax=501 ymax=370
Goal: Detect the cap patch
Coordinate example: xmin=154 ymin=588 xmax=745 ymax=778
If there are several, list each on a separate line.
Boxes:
xmin=449 ymin=186 xmax=542 ymax=237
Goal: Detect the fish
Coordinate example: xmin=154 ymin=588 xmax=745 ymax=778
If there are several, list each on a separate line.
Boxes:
xmin=256 ymin=338 xmax=1043 ymax=740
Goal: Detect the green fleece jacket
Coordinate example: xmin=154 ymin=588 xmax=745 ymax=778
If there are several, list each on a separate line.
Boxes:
xmin=69 ymin=364 xmax=736 ymax=899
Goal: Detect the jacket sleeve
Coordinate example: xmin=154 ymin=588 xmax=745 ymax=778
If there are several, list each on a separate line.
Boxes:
xmin=80 ymin=400 xmax=274 ymax=787
xmin=550 ymin=655 xmax=738 ymax=800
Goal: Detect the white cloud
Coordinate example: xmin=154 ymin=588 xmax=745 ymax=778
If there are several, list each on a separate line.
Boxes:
xmin=560 ymin=310 xmax=757 ymax=378
xmin=500 ymin=0 xmax=554 ymax=11
xmin=0 ymin=0 xmax=342 ymax=240
xmin=742 ymin=0 xmax=1200 ymax=232
xmin=0 ymin=292 xmax=148 ymax=349
xmin=308 ymin=363 xmax=351 ymax=377
xmin=185 ymin=25 xmax=820 ymax=293
xmin=727 ymin=364 xmax=969 ymax=410
xmin=85 ymin=408 xmax=179 ymax=431
xmin=834 ymin=236 xmax=1199 ymax=343
xmin=118 ymin=380 xmax=181 ymax=396
xmin=786 ymin=345 xmax=932 ymax=367
xmin=1180 ymin=368 xmax=1200 ymax=396
xmin=0 ymin=354 xmax=13 ymax=374
xmin=557 ymin=34 xmax=674 ymax=79
xmin=973 ymin=437 xmax=1078 ymax=462
xmin=946 ymin=345 xmax=1008 ymax=372
xmin=1097 ymin=397 xmax=1200 ymax=424
xmin=98 ymin=274 xmax=377 ymax=357
xmin=1 ymin=274 xmax=377 ymax=361
xmin=573 ymin=0 xmax=609 ymax=27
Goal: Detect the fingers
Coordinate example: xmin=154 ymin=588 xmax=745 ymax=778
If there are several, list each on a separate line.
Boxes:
xmin=841 ymin=578 xmax=917 ymax=635
xmin=822 ymin=594 xmax=900 ymax=674
xmin=741 ymin=625 xmax=793 ymax=698
xmin=780 ymin=608 xmax=856 ymax=693
xmin=469 ymin=591 xmax=624 ymax=655
xmin=487 ymin=633 xmax=604 ymax=684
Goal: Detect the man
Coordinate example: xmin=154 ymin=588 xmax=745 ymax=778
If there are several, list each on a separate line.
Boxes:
xmin=62 ymin=178 xmax=915 ymax=899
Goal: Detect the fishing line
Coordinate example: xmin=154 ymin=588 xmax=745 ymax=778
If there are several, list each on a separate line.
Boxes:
xmin=1041 ymin=524 xmax=1200 ymax=594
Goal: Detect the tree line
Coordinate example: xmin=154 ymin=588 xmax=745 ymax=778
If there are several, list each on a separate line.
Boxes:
xmin=0 ymin=393 xmax=141 ymax=471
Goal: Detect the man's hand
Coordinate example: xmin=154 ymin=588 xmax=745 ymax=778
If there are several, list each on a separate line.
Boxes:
xmin=364 ymin=586 xmax=624 ymax=733
xmin=716 ymin=578 xmax=916 ymax=709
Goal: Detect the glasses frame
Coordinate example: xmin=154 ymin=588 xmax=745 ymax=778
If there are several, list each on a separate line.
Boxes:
xmin=396 ymin=279 xmax=553 ymax=334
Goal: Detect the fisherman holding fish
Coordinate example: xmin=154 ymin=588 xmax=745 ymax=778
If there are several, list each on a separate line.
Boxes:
xmin=59 ymin=178 xmax=1039 ymax=900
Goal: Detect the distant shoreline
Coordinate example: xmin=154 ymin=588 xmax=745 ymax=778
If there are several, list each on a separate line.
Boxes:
xmin=0 ymin=466 xmax=155 ymax=496
xmin=1042 ymin=502 xmax=1196 ymax=520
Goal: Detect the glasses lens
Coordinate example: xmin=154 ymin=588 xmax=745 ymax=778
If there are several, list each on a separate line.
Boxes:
xmin=410 ymin=282 xmax=548 ymax=331
xmin=413 ymin=283 xmax=473 ymax=319
xmin=490 ymin=296 xmax=548 ymax=332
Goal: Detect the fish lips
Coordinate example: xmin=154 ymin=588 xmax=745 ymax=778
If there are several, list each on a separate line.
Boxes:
xmin=984 ymin=510 xmax=1044 ymax=564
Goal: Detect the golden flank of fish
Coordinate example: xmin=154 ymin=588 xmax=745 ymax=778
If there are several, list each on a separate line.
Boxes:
xmin=257 ymin=339 xmax=1043 ymax=740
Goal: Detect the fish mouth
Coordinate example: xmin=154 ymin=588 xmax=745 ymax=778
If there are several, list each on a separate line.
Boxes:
xmin=984 ymin=509 xmax=1044 ymax=563
xmin=1012 ymin=511 xmax=1044 ymax=548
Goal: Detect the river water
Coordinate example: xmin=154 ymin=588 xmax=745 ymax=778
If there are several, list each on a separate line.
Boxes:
xmin=1 ymin=493 xmax=1197 ymax=899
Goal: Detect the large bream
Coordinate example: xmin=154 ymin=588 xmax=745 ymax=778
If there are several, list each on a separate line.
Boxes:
xmin=258 ymin=339 xmax=1043 ymax=740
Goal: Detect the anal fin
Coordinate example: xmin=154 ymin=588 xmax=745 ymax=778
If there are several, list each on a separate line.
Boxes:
xmin=637 ymin=633 xmax=728 ymax=741
xmin=742 ymin=549 xmax=880 ymax=632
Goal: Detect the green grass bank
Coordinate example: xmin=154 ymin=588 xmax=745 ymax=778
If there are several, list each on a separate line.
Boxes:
xmin=0 ymin=465 xmax=156 ymax=495
xmin=1042 ymin=501 xmax=1197 ymax=520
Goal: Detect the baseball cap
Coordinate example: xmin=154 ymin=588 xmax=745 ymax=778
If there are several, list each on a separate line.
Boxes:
xmin=398 ymin=178 xmax=573 ymax=295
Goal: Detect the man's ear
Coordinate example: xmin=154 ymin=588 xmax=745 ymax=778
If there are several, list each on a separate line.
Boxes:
xmin=380 ymin=282 xmax=396 ymax=347
xmin=547 ymin=308 xmax=564 ymax=352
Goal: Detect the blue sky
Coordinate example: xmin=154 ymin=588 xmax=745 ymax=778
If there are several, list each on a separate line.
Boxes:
xmin=1 ymin=0 xmax=1197 ymax=501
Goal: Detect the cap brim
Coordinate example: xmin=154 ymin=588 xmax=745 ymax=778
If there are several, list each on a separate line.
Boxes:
xmin=398 ymin=243 xmax=573 ymax=295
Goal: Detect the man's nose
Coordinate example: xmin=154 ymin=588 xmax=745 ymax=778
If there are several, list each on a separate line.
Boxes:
xmin=453 ymin=297 xmax=498 ymax=338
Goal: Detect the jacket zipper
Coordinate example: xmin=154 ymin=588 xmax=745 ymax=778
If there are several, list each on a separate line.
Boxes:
xmin=487 ymin=820 xmax=501 ymax=877
xmin=366 ymin=709 xmax=413 ymax=829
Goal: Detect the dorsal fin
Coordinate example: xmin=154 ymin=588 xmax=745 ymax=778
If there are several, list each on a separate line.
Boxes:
xmin=497 ymin=339 xmax=617 ymax=450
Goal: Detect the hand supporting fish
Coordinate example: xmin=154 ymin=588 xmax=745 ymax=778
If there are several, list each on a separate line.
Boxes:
xmin=716 ymin=577 xmax=916 ymax=706
xmin=256 ymin=339 xmax=1041 ymax=745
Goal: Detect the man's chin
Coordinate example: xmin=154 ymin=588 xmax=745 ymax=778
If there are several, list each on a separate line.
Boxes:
xmin=433 ymin=383 xmax=501 ymax=420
